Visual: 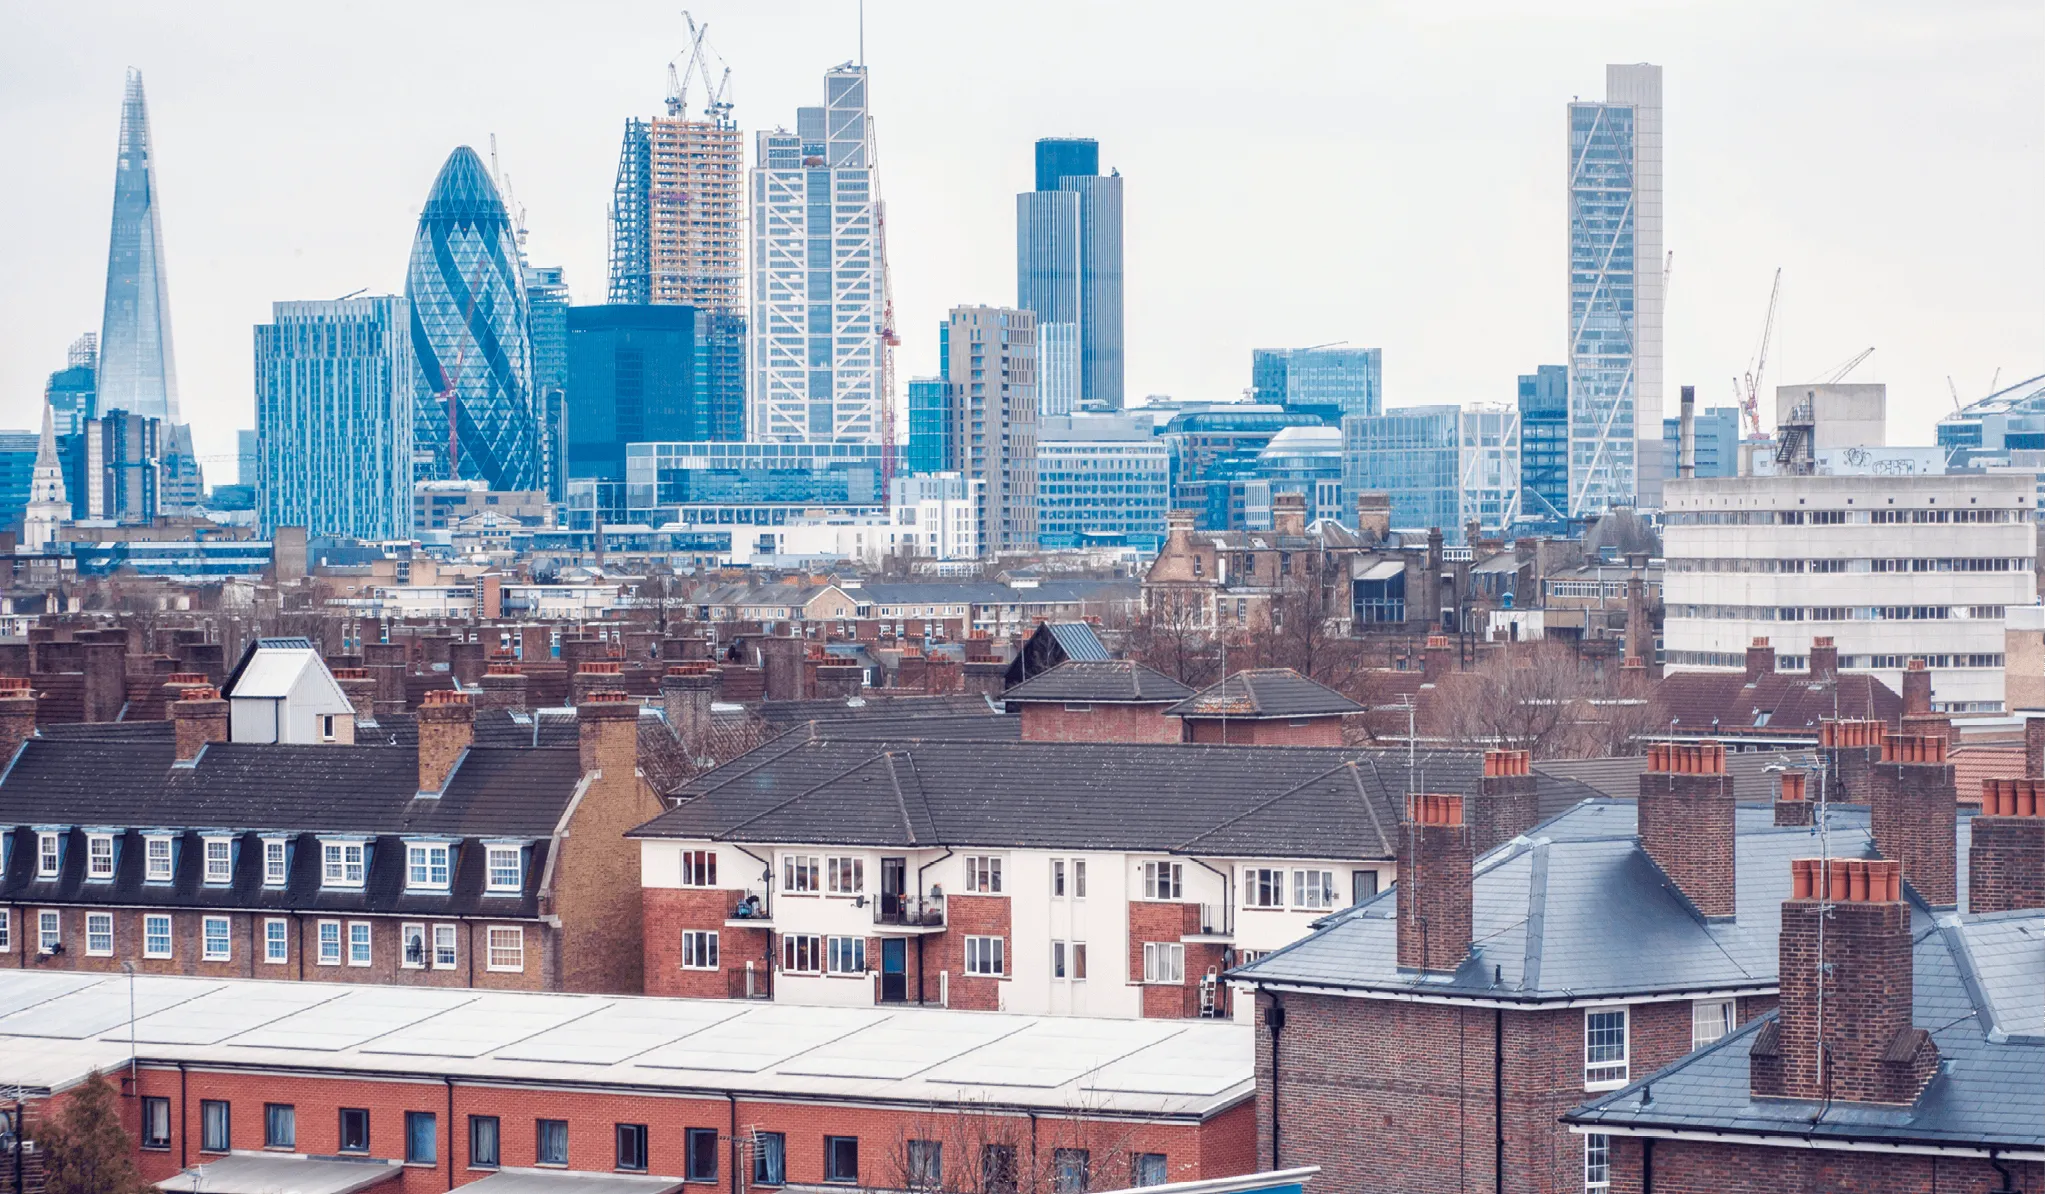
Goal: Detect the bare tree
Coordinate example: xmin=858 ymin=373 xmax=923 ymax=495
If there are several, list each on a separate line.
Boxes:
xmin=1437 ymin=641 xmax=1602 ymax=759
xmin=1123 ymin=586 xmax=1220 ymax=688
xmin=881 ymin=1094 xmax=1168 ymax=1194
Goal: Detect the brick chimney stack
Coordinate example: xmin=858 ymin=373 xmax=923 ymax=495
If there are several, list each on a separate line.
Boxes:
xmin=1808 ymin=636 xmax=1838 ymax=681
xmin=1272 ymin=492 xmax=1307 ymax=537
xmin=159 ymin=672 xmax=211 ymax=716
xmin=1868 ymin=733 xmax=1957 ymax=908
xmin=1819 ymin=718 xmax=1885 ymax=803
xmin=814 ymin=665 xmax=863 ymax=701
xmin=0 ymin=677 xmax=38 ymax=759
xmin=577 ymin=690 xmax=641 ymax=781
xmin=962 ymin=661 xmax=1008 ymax=700
xmin=758 ymin=635 xmax=805 ymax=702
xmin=662 ymin=664 xmax=718 ymax=760
xmin=329 ymin=668 xmax=377 ymax=720
xmin=1396 ymin=793 xmax=1474 ymax=974
xmin=1773 ymin=769 xmax=1813 ymax=827
xmin=474 ymin=661 xmax=529 ymax=713
xmin=1970 ymin=780 xmax=2045 ymax=915
xmin=1897 ymin=658 xmax=1951 ymax=743
xmin=169 ymin=685 xmax=229 ymax=764
xmin=1355 ymin=493 xmax=1391 ymax=541
xmin=416 ymin=689 xmax=474 ymax=795
xmin=1744 ymin=636 xmax=1775 ymax=679
xmin=2026 ymin=716 xmax=2045 ymax=780
xmin=1752 ymin=858 xmax=1938 ymax=1105
xmin=1637 ymin=741 xmax=1736 ymax=917
xmin=1468 ymin=749 xmax=1539 ymax=854
xmin=1422 ymin=635 xmax=1452 ymax=684
xmin=572 ymin=660 xmax=627 ymax=706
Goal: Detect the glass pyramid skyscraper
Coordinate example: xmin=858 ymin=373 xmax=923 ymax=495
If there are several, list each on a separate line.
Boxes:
xmin=98 ymin=68 xmax=180 ymax=424
xmin=404 ymin=146 xmax=540 ymax=490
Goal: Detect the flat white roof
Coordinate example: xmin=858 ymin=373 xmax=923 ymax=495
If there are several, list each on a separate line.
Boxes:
xmin=0 ymin=974 xmax=1251 ymax=1118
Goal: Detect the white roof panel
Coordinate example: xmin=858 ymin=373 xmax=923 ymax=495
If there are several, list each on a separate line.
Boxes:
xmin=362 ymin=994 xmax=609 ymax=1059
xmin=500 ymin=1000 xmax=749 ymax=1065
xmin=0 ymin=971 xmax=105 ymax=1021
xmin=0 ymin=977 xmax=220 ymax=1039
xmin=923 ymin=1019 xmax=1181 ymax=1089
xmin=779 ymin=1013 xmax=1030 ymax=1080
xmin=228 ymin=986 xmax=478 ymax=1051
xmin=1084 ymin=1031 xmax=1248 ymax=1097
xmin=230 ymin=648 xmax=321 ymax=699
xmin=633 ymin=1004 xmax=888 ymax=1073
xmin=129 ymin=984 xmax=346 ymax=1045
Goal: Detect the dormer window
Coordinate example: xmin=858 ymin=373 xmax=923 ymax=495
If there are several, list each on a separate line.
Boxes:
xmin=145 ymin=836 xmax=174 ymax=882
xmin=37 ymin=832 xmax=61 ymax=878
xmin=87 ymin=834 xmax=115 ymax=880
xmin=484 ymin=845 xmax=522 ymax=893
xmin=262 ymin=838 xmax=289 ymax=887
xmin=407 ymin=843 xmax=452 ymax=890
xmin=321 ymin=840 xmax=367 ymax=888
xmin=203 ymin=838 xmax=234 ymax=885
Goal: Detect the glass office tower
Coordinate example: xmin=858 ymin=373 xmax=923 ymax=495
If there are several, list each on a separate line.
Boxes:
xmin=1342 ymin=406 xmax=1460 ymax=540
xmin=1018 ymin=138 xmax=1122 ymax=410
xmin=1251 ymin=346 xmax=1383 ymax=419
xmin=98 ymin=69 xmax=180 ymax=425
xmin=1517 ymin=364 xmax=1569 ymax=527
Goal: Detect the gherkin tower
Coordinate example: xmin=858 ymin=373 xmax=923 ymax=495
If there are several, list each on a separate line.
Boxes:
xmin=404 ymin=146 xmax=539 ymax=490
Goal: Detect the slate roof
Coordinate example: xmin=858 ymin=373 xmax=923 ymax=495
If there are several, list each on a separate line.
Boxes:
xmin=756 ymin=693 xmax=1000 ymax=728
xmin=631 ymin=737 xmax=1486 ymax=859
xmin=1652 ymin=670 xmax=1902 ymax=736
xmin=1165 ymin=669 xmax=1366 ymax=720
xmin=1234 ymin=801 xmax=1881 ymax=1002
xmin=1566 ymin=902 xmax=2045 ymax=1153
xmin=1534 ymin=749 xmax=1811 ymax=806
xmin=1001 ymin=661 xmax=1196 ymax=705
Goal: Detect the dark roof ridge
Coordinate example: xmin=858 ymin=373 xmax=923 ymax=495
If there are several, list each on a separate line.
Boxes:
xmin=1171 ymin=759 xmax=1365 ymax=853
xmin=683 ymin=732 xmax=815 ymax=800
xmin=881 ymin=751 xmax=918 ymax=846
xmin=711 ymin=746 xmax=895 ymax=841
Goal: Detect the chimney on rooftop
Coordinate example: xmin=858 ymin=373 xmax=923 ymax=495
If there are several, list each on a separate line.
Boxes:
xmin=1422 ymin=634 xmax=1452 ymax=684
xmin=329 ymin=668 xmax=377 ymax=721
xmin=1638 ymin=740 xmax=1736 ymax=917
xmin=0 ymin=677 xmax=38 ymax=759
xmin=475 ymin=661 xmax=529 ymax=713
xmin=1396 ymin=793 xmax=1474 ymax=974
xmin=572 ymin=659 xmax=627 ymax=706
xmin=1468 ymin=749 xmax=1539 ymax=854
xmin=2025 ymin=716 xmax=2045 ymax=780
xmin=416 ymin=689 xmax=473 ymax=795
xmin=577 ymin=689 xmax=641 ymax=781
xmin=1745 ymin=637 xmax=1775 ymax=680
xmin=1808 ymin=636 xmax=1838 ymax=681
xmin=814 ymin=664 xmax=864 ymax=702
xmin=1900 ymin=658 xmax=1932 ymax=716
xmin=758 ymin=634 xmax=805 ymax=702
xmin=962 ymin=660 xmax=1008 ymax=700
xmin=1773 ymin=769 xmax=1813 ymax=827
xmin=169 ymin=684 xmax=229 ymax=764
xmin=661 ymin=664 xmax=718 ymax=760
xmin=1272 ymin=491 xmax=1306 ymax=537
xmin=1868 ymin=733 xmax=1957 ymax=908
xmin=1355 ymin=492 xmax=1391 ymax=541
xmin=159 ymin=672 xmax=211 ymax=717
xmin=1752 ymin=858 xmax=1938 ymax=1105
xmin=1819 ymin=718 xmax=1885 ymax=803
xmin=1970 ymin=780 xmax=2045 ymax=914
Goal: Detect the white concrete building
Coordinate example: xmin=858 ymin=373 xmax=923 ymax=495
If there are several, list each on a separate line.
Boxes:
xmin=1663 ymin=473 xmax=2037 ymax=711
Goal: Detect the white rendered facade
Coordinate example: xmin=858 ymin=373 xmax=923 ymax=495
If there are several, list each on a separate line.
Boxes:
xmin=1663 ymin=474 xmax=2037 ymax=712
xmin=750 ymin=65 xmax=884 ymax=443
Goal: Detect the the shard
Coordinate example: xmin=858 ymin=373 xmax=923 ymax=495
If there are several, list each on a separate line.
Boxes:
xmin=97 ymin=68 xmax=180 ymax=423
xmin=404 ymin=146 xmax=540 ymax=490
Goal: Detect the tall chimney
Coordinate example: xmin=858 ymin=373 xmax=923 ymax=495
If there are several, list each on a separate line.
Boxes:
xmin=1468 ymin=749 xmax=1538 ymax=854
xmin=1752 ymin=858 xmax=1937 ymax=1105
xmin=1422 ymin=634 xmax=1452 ymax=684
xmin=416 ymin=689 xmax=474 ymax=795
xmin=1900 ymin=658 xmax=1932 ymax=716
xmin=1773 ymin=769 xmax=1812 ymax=827
xmin=1969 ymin=780 xmax=2045 ymax=915
xmin=329 ymin=668 xmax=377 ymax=720
xmin=0 ymin=677 xmax=38 ymax=759
xmin=1868 ymin=733 xmax=1957 ymax=908
xmin=475 ymin=661 xmax=530 ymax=713
xmin=1637 ymin=741 xmax=1736 ymax=917
xmin=1808 ymin=636 xmax=1838 ymax=681
xmin=814 ymin=664 xmax=863 ymax=701
xmin=159 ymin=672 xmax=211 ymax=717
xmin=758 ymin=635 xmax=805 ymax=702
xmin=1355 ymin=493 xmax=1391 ymax=541
xmin=661 ymin=664 xmax=718 ymax=760
xmin=1819 ymin=718 xmax=1884 ymax=803
xmin=962 ymin=661 xmax=1008 ymax=700
xmin=572 ymin=660 xmax=627 ymax=706
xmin=578 ymin=690 xmax=641 ymax=781
xmin=169 ymin=685 xmax=229 ymax=765
xmin=1677 ymin=384 xmax=1696 ymax=480
xmin=1396 ymin=794 xmax=1473 ymax=974
xmin=1744 ymin=637 xmax=1775 ymax=680
xmin=2026 ymin=716 xmax=2045 ymax=779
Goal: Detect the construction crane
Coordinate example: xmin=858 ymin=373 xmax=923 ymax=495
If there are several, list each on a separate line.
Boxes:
xmin=1732 ymin=268 xmax=1782 ymax=437
xmin=1811 ymin=346 xmax=1874 ymax=385
xmin=668 ymin=12 xmax=734 ymax=127
xmin=876 ymin=200 xmax=900 ymax=494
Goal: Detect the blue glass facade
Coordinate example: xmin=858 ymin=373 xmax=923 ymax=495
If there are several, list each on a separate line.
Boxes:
xmin=1035 ymin=423 xmax=1169 ymax=550
xmin=1660 ymin=406 xmax=1741 ymax=479
xmin=1342 ymin=406 xmax=1459 ymax=537
xmin=1020 ymin=139 xmax=1122 ymax=410
xmin=0 ymin=433 xmax=39 ymax=534
xmin=1161 ymin=407 xmax=1325 ymax=529
xmin=405 ymin=146 xmax=541 ymax=490
xmin=1251 ymin=346 xmax=1383 ymax=420
xmin=98 ymin=70 xmax=180 ymax=425
xmin=622 ymin=441 xmax=885 ymax=525
xmin=1517 ymin=364 xmax=1569 ymax=526
xmin=1034 ymin=139 xmax=1099 ymax=192
xmin=564 ymin=305 xmax=741 ymax=484
xmin=905 ymin=377 xmax=949 ymax=473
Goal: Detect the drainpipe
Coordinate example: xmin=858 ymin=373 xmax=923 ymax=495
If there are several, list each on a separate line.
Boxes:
xmin=177 ymin=1062 xmax=188 ymax=1169
xmin=1493 ymin=1007 xmax=1504 ymax=1194
xmin=443 ymin=1077 xmax=455 ymax=1190
xmin=1265 ymin=994 xmax=1285 ymax=1168
xmin=727 ymin=1093 xmax=740 ymax=1194
xmin=1642 ymin=1137 xmax=1655 ymax=1194
xmin=915 ymin=850 xmax=955 ymax=1006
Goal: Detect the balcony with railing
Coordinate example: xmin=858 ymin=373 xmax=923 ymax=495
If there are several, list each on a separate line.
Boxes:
xmin=723 ymin=892 xmax=772 ymax=928
xmin=871 ymin=894 xmax=947 ymax=933
xmin=1182 ymin=903 xmax=1231 ymax=943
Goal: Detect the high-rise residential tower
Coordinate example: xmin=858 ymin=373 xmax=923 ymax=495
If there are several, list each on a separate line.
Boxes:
xmin=944 ymin=306 xmax=1038 ymax=555
xmin=404 ymin=146 xmax=541 ymax=490
xmin=1567 ymin=63 xmax=1662 ymax=516
xmin=1017 ymin=138 xmax=1123 ymax=411
xmin=254 ymin=296 xmax=415 ymax=540
xmin=97 ymin=69 xmax=180 ymax=424
xmin=750 ymin=64 xmax=886 ymax=442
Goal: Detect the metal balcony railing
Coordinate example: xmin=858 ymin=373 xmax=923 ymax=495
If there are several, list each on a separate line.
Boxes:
xmin=872 ymin=895 xmax=945 ymax=928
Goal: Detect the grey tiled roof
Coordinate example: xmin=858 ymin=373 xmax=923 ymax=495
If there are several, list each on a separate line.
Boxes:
xmin=756 ymin=693 xmax=1000 ymax=727
xmin=1534 ymin=749 xmax=1812 ymax=805
xmin=1002 ymin=661 xmax=1196 ymax=705
xmin=1165 ymin=669 xmax=1366 ymax=719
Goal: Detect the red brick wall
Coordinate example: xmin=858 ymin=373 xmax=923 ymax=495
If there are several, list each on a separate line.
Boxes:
xmin=641 ymin=886 xmax=755 ymax=998
xmin=1605 ymin=1136 xmax=2044 ymax=1194
xmin=1185 ymin=718 xmax=1345 ymax=747
xmin=1968 ymin=814 xmax=2045 ymax=914
xmin=1020 ymin=702 xmax=1182 ymax=743
xmin=933 ymin=893 xmax=1010 ymax=1010
xmin=1129 ymin=901 xmax=1196 ymax=1018
xmin=1867 ymin=761 xmax=1959 ymax=907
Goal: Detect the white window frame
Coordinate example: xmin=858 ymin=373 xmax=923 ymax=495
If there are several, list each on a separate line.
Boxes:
xmin=826 ymin=935 xmax=866 ymax=975
xmin=1072 ymin=858 xmax=1086 ymax=899
xmin=680 ymin=849 xmax=717 ymax=888
xmin=1691 ymin=998 xmax=1735 ymax=1051
xmin=320 ymin=713 xmax=339 ymax=742
xmin=1051 ymin=859 xmax=1066 ymax=897
xmin=783 ymin=855 xmax=821 ymax=894
xmin=782 ymin=933 xmax=824 ymax=974
xmin=262 ymin=838 xmax=289 ymax=887
xmin=826 ymin=856 xmax=864 ymax=896
xmin=321 ymin=840 xmax=366 ymax=888
xmin=0 ymin=908 xmax=9 ymax=952
xmin=86 ymin=911 xmax=114 ymax=956
xmin=1243 ymin=867 xmax=1286 ymax=909
xmin=963 ymin=856 xmax=1003 ymax=894
xmin=1292 ymin=869 xmax=1337 ymax=911
xmin=38 ymin=908 xmax=61 ymax=954
xmin=317 ymin=920 xmax=342 ymax=966
xmin=406 ymin=842 xmax=452 ymax=891
xmin=144 ymin=835 xmax=174 ymax=882
xmin=202 ymin=837 xmax=234 ymax=885
xmin=86 ymin=833 xmax=116 ymax=880
xmin=432 ymin=923 xmax=458 ymax=970
xmin=36 ymin=831 xmax=61 ymax=878
xmin=1143 ymin=942 xmax=1185 ymax=984
xmin=1584 ymin=1132 xmax=1611 ymax=1193
xmin=486 ymin=925 xmax=524 ymax=972
xmin=1584 ymin=1006 xmax=1630 ymax=1090
xmin=401 ymin=922 xmax=427 ymax=969
xmin=1052 ymin=939 xmax=1068 ymax=979
xmin=682 ymin=929 xmax=719 ymax=970
xmin=202 ymin=915 xmax=231 ymax=962
xmin=145 ymin=913 xmax=173 ymax=959
xmin=485 ymin=844 xmax=522 ymax=892
xmin=1143 ymin=861 xmax=1183 ymax=901
xmin=263 ymin=918 xmax=288 ymax=964
xmin=347 ymin=921 xmax=372 ymax=967
xmin=964 ymin=935 xmax=1005 ymax=977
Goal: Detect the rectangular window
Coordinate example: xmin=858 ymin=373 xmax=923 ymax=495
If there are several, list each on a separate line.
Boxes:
xmin=406 ymin=1111 xmax=437 ymax=1165
xmin=1691 ymin=998 xmax=1735 ymax=1050
xmin=469 ymin=1115 xmax=500 ymax=1169
xmin=681 ymin=849 xmax=718 ymax=887
xmin=407 ymin=843 xmax=451 ymax=889
xmin=1584 ymin=1133 xmax=1611 ymax=1192
xmin=1244 ymin=868 xmax=1285 ymax=908
xmin=783 ymin=855 xmax=821 ymax=893
xmin=1143 ymin=861 xmax=1183 ymax=900
xmin=201 ymin=1100 xmax=231 ymax=1152
xmin=87 ymin=834 xmax=114 ymax=879
xmin=265 ymin=1104 xmax=295 ymax=1150
xmin=1353 ymin=870 xmax=1380 ymax=903
xmin=145 ymin=914 xmax=172 ymax=959
xmin=0 ymin=909 xmax=9 ymax=952
xmin=264 ymin=919 xmax=288 ymax=964
xmin=203 ymin=838 xmax=233 ymax=885
xmin=1051 ymin=858 xmax=1066 ymax=896
xmin=433 ymin=924 xmax=458 ymax=969
xmin=142 ymin=1097 xmax=171 ymax=1149
xmin=1054 ymin=1148 xmax=1091 ymax=1194
xmin=402 ymin=923 xmax=427 ymax=968
xmin=86 ymin=912 xmax=112 ymax=956
xmin=536 ymin=1119 xmax=569 ymax=1166
xmin=322 ymin=841 xmax=366 ymax=887
xmin=1052 ymin=940 xmax=1067 ymax=979
xmin=486 ymin=845 xmax=522 ymax=891
xmin=1143 ymin=942 xmax=1185 ymax=984
xmin=905 ymin=1139 xmax=942 ymax=1190
xmin=825 ymin=1136 xmax=859 ymax=1184
xmin=37 ymin=832 xmax=60 ymax=877
xmin=1585 ymin=1007 xmax=1630 ymax=1089
xmin=1293 ymin=869 xmax=1337 ymax=910
xmin=488 ymin=926 xmax=524 ymax=971
xmin=37 ymin=909 xmax=59 ymax=954
xmin=782 ymin=934 xmax=823 ymax=974
xmin=685 ymin=1127 xmax=720 ymax=1183
xmin=1072 ymin=858 xmax=1087 ymax=898
xmin=982 ymin=1145 xmax=1019 ymax=1194
xmin=318 ymin=920 xmax=341 ymax=965
xmin=827 ymin=856 xmax=864 ymax=894
xmin=616 ymin=1123 xmax=649 ymax=1172
xmin=348 ymin=922 xmax=372 ymax=966
xmin=753 ymin=1131 xmax=786 ymax=1186
xmin=1132 ymin=1154 xmax=1169 ymax=1187
xmin=683 ymin=929 xmax=719 ymax=970
xmin=263 ymin=839 xmax=288 ymax=886
xmin=963 ymin=855 xmax=1002 ymax=893
xmin=339 ymin=1108 xmax=371 ymax=1154
xmin=964 ymin=935 xmax=1005 ymax=977
xmin=827 ymin=935 xmax=866 ymax=975
xmin=145 ymin=836 xmax=173 ymax=882
xmin=1072 ymin=941 xmax=1088 ymax=980
xmin=203 ymin=915 xmax=231 ymax=961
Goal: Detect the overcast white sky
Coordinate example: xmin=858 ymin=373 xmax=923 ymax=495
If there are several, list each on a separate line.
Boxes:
xmin=2 ymin=1 xmax=2040 ymax=473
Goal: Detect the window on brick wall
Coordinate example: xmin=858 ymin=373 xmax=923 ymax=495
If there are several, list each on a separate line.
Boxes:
xmin=1131 ymin=1154 xmax=1168 ymax=1187
xmin=1053 ymin=1148 xmax=1090 ymax=1194
xmin=617 ymin=1123 xmax=649 ymax=1172
xmin=201 ymin=1100 xmax=230 ymax=1152
xmin=488 ymin=926 xmax=524 ymax=972
xmin=1243 ymin=867 xmax=1285 ymax=908
xmin=681 ymin=850 xmax=717 ymax=887
xmin=434 ymin=924 xmax=458 ymax=969
xmin=1142 ymin=942 xmax=1184 ymax=984
xmin=783 ymin=934 xmax=824 ymax=974
xmin=265 ymin=1104 xmax=295 ymax=1150
xmin=141 ymin=914 xmax=171 ymax=959
xmin=1584 ymin=1132 xmax=1611 ymax=1192
xmin=347 ymin=921 xmax=372 ymax=967
xmin=964 ymin=935 xmax=1005 ymax=976
xmin=203 ymin=916 xmax=231 ymax=962
xmin=141 ymin=1097 xmax=170 ymax=1149
xmin=536 ymin=1119 xmax=568 ymax=1166
xmin=405 ymin=1112 xmax=438 ymax=1165
xmin=907 ymin=1139 xmax=942 ymax=1191
xmin=1691 ymin=998 xmax=1735 ymax=1050
xmin=963 ymin=856 xmax=1002 ymax=893
xmin=470 ymin=1115 xmax=500 ymax=1169
xmin=38 ymin=909 xmax=60 ymax=954
xmin=982 ymin=1145 xmax=1019 ymax=1194
xmin=317 ymin=921 xmax=341 ymax=965
xmin=685 ymin=1127 xmax=719 ymax=1182
xmin=683 ymin=929 xmax=719 ymax=969
xmin=827 ymin=936 xmax=866 ymax=974
xmin=264 ymin=919 xmax=288 ymax=964
xmin=1143 ymin=861 xmax=1182 ymax=900
xmin=86 ymin=912 xmax=112 ymax=956
xmin=753 ymin=1131 xmax=786 ymax=1186
xmin=403 ymin=923 xmax=427 ymax=969
xmin=824 ymin=1136 xmax=859 ymax=1184
xmin=1584 ymin=1007 xmax=1629 ymax=1089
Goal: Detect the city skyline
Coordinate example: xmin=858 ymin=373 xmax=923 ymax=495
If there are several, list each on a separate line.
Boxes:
xmin=1 ymin=2 xmax=2039 ymax=470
